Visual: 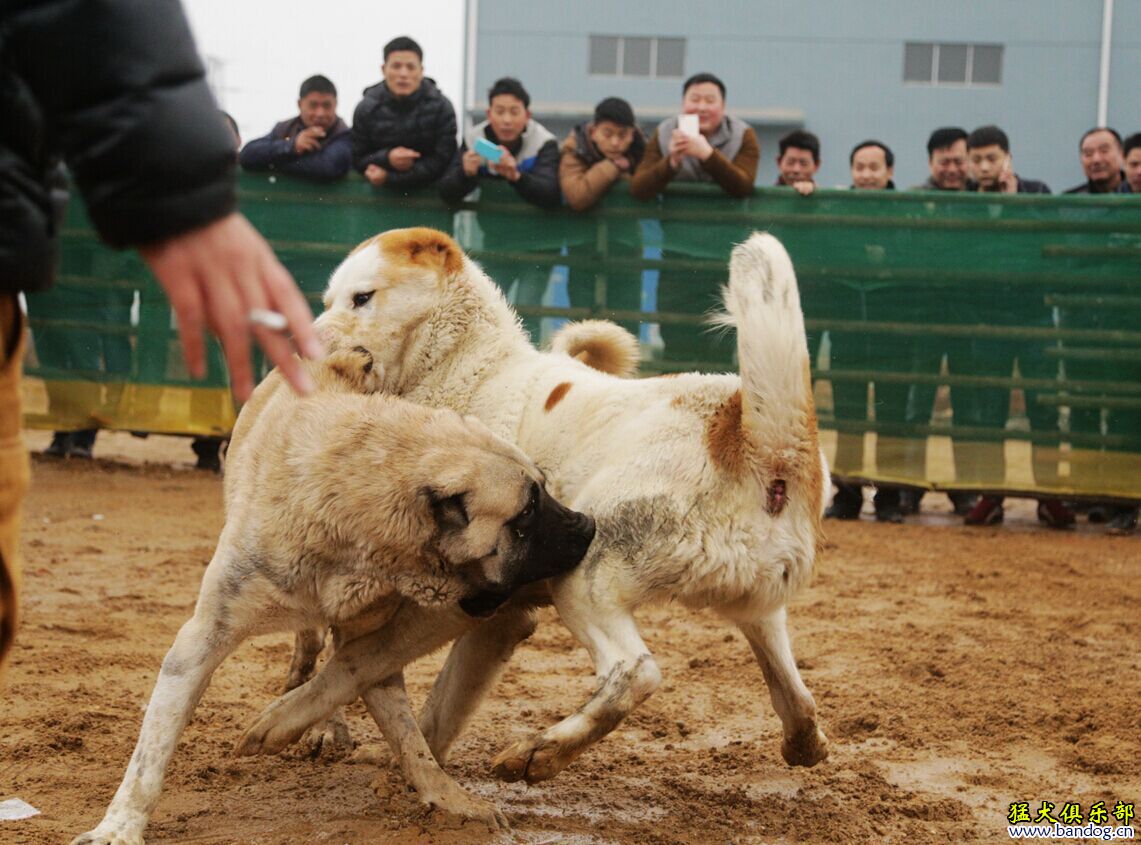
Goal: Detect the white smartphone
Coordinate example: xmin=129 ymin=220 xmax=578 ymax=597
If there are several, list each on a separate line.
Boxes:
xmin=678 ymin=114 xmax=700 ymax=137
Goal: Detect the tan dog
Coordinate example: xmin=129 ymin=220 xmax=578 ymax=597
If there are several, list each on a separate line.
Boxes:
xmin=237 ymin=228 xmax=830 ymax=785
xmin=73 ymin=349 xmax=596 ymax=844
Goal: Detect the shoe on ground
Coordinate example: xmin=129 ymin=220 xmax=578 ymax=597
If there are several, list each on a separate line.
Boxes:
xmin=948 ymin=492 xmax=979 ymax=517
xmin=43 ymin=432 xmax=70 ymax=457
xmin=875 ymin=506 xmax=905 ymax=524
xmin=964 ymin=495 xmax=1004 ymax=526
xmin=67 ymin=442 xmax=93 ymax=459
xmin=1036 ymin=499 xmax=1075 ymax=529
xmin=897 ymin=489 xmax=922 ymax=516
xmin=825 ymin=483 xmax=863 ymax=520
xmin=1106 ymin=508 xmax=1137 ymax=536
xmin=195 ymin=452 xmax=222 ymax=473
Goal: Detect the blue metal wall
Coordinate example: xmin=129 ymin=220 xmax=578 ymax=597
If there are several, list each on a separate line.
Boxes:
xmin=469 ymin=0 xmax=1141 ymax=191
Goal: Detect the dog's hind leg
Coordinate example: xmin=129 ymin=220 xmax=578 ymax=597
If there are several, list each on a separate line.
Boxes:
xmin=361 ymin=674 xmax=510 ymax=832
xmin=72 ymin=571 xmax=255 ymax=845
xmin=418 ymin=605 xmax=538 ymax=763
xmin=730 ymin=606 xmax=829 ymax=767
xmin=491 ymin=570 xmax=660 ymax=784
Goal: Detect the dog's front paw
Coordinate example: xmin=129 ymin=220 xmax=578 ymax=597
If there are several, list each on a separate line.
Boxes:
xmin=782 ymin=724 xmax=829 ymax=767
xmin=71 ymin=824 xmax=144 ymax=845
xmin=235 ymin=700 xmax=313 ymax=757
xmin=491 ymin=733 xmax=577 ymax=784
xmin=300 ymin=714 xmax=354 ymax=760
xmin=419 ymin=783 xmax=510 ymax=832
xmin=324 ymin=346 xmax=384 ymax=393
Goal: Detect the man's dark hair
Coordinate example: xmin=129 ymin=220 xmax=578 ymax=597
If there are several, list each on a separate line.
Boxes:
xmin=927 ymin=127 xmax=968 ymax=157
xmin=299 ymin=75 xmax=336 ymax=99
xmin=488 ymin=77 xmax=530 ymax=109
xmin=1124 ymin=132 xmax=1141 ymax=157
xmin=593 ymin=97 xmax=635 ymax=128
xmin=1079 ymin=126 xmax=1123 ymax=150
xmin=778 ymin=130 xmax=820 ymax=163
xmin=849 ymin=139 xmax=894 ymax=167
xmin=682 ymin=72 xmax=726 ymax=100
xmin=967 ymin=125 xmax=1009 ymax=153
xmin=384 ymin=36 xmax=423 ymax=61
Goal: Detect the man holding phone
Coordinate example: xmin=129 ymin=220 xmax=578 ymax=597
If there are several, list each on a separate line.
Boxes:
xmin=438 ymin=77 xmax=559 ymax=208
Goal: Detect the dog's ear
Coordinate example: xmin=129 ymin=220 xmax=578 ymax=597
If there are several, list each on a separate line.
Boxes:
xmin=381 ymin=228 xmax=464 ymax=278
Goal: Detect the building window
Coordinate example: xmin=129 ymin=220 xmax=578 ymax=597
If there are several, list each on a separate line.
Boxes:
xmin=589 ymin=35 xmax=686 ymax=79
xmin=903 ymin=42 xmax=1003 ymax=86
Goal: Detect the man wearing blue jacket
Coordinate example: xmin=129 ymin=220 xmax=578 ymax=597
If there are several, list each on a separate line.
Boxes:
xmin=239 ymin=75 xmax=352 ymax=181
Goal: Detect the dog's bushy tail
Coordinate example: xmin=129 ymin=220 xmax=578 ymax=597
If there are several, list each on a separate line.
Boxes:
xmin=711 ymin=233 xmax=824 ymax=515
xmin=549 ymin=319 xmax=641 ymax=378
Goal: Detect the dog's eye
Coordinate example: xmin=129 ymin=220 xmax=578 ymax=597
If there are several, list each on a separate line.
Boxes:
xmin=351 ymin=291 xmax=375 ymax=308
xmin=517 ymin=482 xmax=539 ymax=521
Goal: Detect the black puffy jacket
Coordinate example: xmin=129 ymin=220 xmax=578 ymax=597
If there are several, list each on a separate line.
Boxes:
xmin=350 ymin=79 xmax=457 ymax=191
xmin=0 ymin=0 xmax=237 ymax=295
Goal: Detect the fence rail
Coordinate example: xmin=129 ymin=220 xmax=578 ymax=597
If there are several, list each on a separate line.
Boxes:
xmin=22 ymin=174 xmax=1141 ymax=500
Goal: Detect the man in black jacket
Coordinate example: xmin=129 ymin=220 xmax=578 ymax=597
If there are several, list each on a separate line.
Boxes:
xmin=0 ymin=0 xmax=322 ymax=682
xmin=352 ymin=36 xmax=457 ymax=192
xmin=239 ymin=75 xmax=352 ymax=181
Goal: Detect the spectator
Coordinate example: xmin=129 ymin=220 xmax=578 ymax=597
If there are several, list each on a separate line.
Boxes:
xmin=775 ymin=130 xmax=821 ymax=196
xmin=915 ymin=127 xmax=969 ymax=191
xmin=440 ymin=77 xmax=559 ymax=342
xmin=1064 ymin=127 xmax=1125 ymax=194
xmin=824 ymin=140 xmax=907 ymax=522
xmin=1 ymin=0 xmax=322 ymax=683
xmin=630 ymin=72 xmax=758 ymax=200
xmin=238 ymin=75 xmax=351 ymax=181
xmin=961 ymin=125 xmax=1071 ymax=528
xmin=559 ymin=97 xmax=645 ymax=211
xmin=353 ymin=36 xmax=457 ymax=192
xmin=630 ymin=73 xmax=759 ymax=367
xmin=438 ymin=76 xmax=559 ymax=207
xmin=965 ymin=125 xmax=1048 ymax=193
xmin=1122 ymin=132 xmax=1141 ymax=193
xmin=901 ymin=127 xmax=977 ymax=517
xmin=560 ymin=97 xmax=646 ymax=337
xmin=849 ymin=139 xmax=895 ymax=190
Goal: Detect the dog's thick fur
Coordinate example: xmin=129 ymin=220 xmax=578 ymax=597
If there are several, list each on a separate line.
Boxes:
xmin=238 ymin=227 xmax=830 ymax=785
xmin=73 ymin=349 xmax=595 ymax=844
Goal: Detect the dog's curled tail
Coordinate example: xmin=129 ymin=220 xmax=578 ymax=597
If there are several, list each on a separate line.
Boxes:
xmin=549 ymin=319 xmax=641 ymax=378
xmin=713 ymin=233 xmax=822 ymax=509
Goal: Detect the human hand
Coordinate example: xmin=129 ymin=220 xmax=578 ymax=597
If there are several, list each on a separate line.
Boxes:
xmin=792 ymin=181 xmax=816 ymax=196
xmin=293 ymin=126 xmax=326 ymax=155
xmin=492 ymin=149 xmax=520 ymax=182
xmin=388 ymin=146 xmax=422 ymax=172
xmin=363 ymin=164 xmax=388 ymax=186
xmin=462 ymin=149 xmax=483 ymax=176
xmin=139 ymin=213 xmax=324 ymax=402
xmin=609 ymin=155 xmax=631 ymax=173
xmin=667 ymin=129 xmax=686 ymax=170
xmin=674 ymin=130 xmax=713 ymax=162
xmin=997 ymin=166 xmax=1017 ymax=194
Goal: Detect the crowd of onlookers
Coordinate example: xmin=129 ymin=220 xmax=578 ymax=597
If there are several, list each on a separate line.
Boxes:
xmin=48 ymin=34 xmax=1140 ymax=535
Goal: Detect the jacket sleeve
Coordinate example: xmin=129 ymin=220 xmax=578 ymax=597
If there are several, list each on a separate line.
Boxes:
xmin=629 ymin=133 xmax=674 ymax=200
xmin=8 ymin=0 xmax=236 ymax=248
xmin=351 ymin=100 xmax=390 ymax=172
xmin=238 ymin=133 xmax=294 ymax=171
xmin=701 ymin=127 xmax=759 ymax=198
xmin=438 ymin=143 xmax=480 ymax=202
xmin=271 ymin=132 xmax=352 ymax=181
xmin=384 ymin=99 xmax=458 ymax=191
xmin=559 ymin=136 xmax=622 ymax=212
xmin=512 ymin=140 xmax=562 ymax=208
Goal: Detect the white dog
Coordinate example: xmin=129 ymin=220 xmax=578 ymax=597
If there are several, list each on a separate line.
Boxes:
xmin=238 ymin=227 xmax=831 ymax=784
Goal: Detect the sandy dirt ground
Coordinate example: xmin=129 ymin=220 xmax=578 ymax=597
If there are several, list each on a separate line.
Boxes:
xmin=2 ymin=431 xmax=1138 ymax=845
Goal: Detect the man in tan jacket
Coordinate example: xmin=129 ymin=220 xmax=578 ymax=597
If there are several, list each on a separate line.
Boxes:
xmin=559 ymin=97 xmax=645 ymax=211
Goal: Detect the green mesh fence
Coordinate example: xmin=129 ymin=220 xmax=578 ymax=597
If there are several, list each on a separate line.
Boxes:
xmin=22 ymin=173 xmax=1141 ymax=500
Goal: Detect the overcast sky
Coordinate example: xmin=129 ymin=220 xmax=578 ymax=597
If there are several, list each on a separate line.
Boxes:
xmin=181 ymin=0 xmax=466 ymax=144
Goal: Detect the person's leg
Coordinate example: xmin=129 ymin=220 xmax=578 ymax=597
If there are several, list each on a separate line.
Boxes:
xmin=0 ymin=296 xmax=28 ymax=685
